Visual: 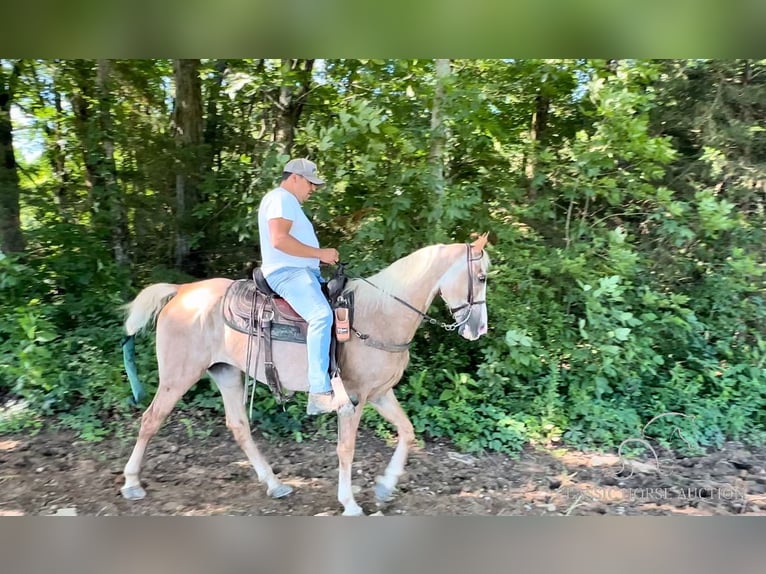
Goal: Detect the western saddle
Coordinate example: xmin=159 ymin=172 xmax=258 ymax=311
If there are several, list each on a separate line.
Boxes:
xmin=221 ymin=266 xmax=351 ymax=404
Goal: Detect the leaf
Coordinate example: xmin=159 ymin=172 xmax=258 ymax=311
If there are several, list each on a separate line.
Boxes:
xmin=35 ymin=331 xmax=58 ymax=343
xmin=613 ymin=327 xmax=631 ymax=341
xmin=595 ymin=376 xmax=611 ymax=397
xmin=505 ymin=329 xmax=533 ymax=347
xmin=601 ymin=345 xmax=621 ymax=355
xmin=578 ymin=318 xmax=589 ymax=340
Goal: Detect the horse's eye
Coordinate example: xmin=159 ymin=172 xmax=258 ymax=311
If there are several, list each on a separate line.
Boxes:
xmin=477 ymin=274 xmax=487 ymax=284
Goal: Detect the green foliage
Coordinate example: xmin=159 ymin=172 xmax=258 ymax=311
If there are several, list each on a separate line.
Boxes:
xmin=0 ymin=227 xmax=133 ymax=438
xmin=4 ymin=59 xmax=766 ymax=458
xmin=388 ymin=60 xmax=766 ymax=454
xmin=0 ymin=399 xmax=43 ymax=434
xmin=406 ymin=370 xmax=529 ymax=455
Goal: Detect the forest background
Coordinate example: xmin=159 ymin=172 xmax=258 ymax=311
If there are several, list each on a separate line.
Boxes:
xmin=1 ymin=59 xmax=764 ymax=454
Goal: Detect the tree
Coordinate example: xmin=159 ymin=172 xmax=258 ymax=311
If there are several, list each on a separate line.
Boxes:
xmin=429 ymin=59 xmax=450 ymax=199
xmin=96 ymin=59 xmax=130 ymax=266
xmin=202 ymin=59 xmax=228 ymax=173
xmin=0 ymin=60 xmax=25 ymax=254
xmin=272 ymin=59 xmax=314 ymax=156
xmin=67 ymin=59 xmax=130 ymax=266
xmin=28 ymin=60 xmax=72 ymax=223
xmin=172 ymin=58 xmax=204 ymax=275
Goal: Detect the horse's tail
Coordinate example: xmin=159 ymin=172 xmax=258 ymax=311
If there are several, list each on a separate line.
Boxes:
xmin=121 ymin=283 xmax=179 ymax=405
xmin=124 ymin=283 xmax=179 ymax=336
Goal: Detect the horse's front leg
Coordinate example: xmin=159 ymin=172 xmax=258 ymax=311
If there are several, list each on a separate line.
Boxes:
xmin=336 ymin=404 xmax=365 ymax=516
xmin=369 ymin=389 xmax=415 ymax=504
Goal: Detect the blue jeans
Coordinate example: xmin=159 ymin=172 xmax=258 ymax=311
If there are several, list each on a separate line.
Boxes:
xmin=265 ymin=267 xmax=333 ymax=394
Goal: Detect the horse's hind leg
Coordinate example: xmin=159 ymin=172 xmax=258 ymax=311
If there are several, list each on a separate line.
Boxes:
xmin=121 ymin=374 xmax=196 ymax=500
xmin=368 ymin=389 xmax=415 ymax=504
xmin=208 ymin=364 xmax=293 ymax=499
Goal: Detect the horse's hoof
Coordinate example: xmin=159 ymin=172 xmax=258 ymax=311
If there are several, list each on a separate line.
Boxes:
xmin=374 ymin=481 xmax=395 ymax=503
xmin=342 ymin=505 xmax=366 ymax=517
xmin=121 ymin=485 xmax=147 ymax=500
xmin=267 ymin=484 xmax=293 ymax=499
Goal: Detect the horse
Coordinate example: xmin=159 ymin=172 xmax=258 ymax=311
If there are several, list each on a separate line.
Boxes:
xmin=119 ymin=234 xmax=490 ymax=516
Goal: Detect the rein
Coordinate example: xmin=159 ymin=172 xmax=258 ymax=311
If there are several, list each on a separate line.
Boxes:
xmin=346 ymin=244 xmax=485 ymax=352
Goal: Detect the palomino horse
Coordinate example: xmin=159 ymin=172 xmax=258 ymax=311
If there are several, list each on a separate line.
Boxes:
xmin=120 ymin=235 xmax=490 ymax=515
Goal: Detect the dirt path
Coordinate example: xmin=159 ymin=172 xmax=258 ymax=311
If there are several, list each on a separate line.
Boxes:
xmin=2 ymin=413 xmax=765 ymax=516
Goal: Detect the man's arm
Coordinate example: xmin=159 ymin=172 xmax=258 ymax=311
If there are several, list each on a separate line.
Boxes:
xmin=268 ymin=218 xmax=339 ymax=264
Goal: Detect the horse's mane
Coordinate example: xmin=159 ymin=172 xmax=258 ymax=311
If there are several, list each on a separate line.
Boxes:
xmin=348 ymin=244 xmax=444 ymax=315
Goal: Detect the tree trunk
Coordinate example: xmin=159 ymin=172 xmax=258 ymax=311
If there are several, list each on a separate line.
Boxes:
xmin=172 ymin=58 xmax=204 ymax=274
xmin=525 ymin=90 xmax=550 ymax=198
xmin=0 ymin=60 xmax=26 ymax=254
xmin=273 ymin=59 xmax=314 ymax=156
xmin=69 ymin=61 xmax=98 ymax=198
xmin=96 ymin=59 xmax=130 ymax=266
xmin=741 ymin=59 xmax=752 ymax=164
xmin=427 ymin=59 xmax=451 ymax=239
xmin=31 ymin=61 xmax=71 ymax=222
xmin=68 ymin=59 xmax=130 ymax=266
xmin=203 ymin=59 xmax=228 ymax=173
xmin=51 ymin=85 xmax=71 ymax=221
xmin=429 ymin=59 xmax=450 ymax=198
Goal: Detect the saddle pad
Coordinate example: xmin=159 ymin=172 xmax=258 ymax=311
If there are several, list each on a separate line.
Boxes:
xmin=222 ymin=279 xmax=307 ymax=344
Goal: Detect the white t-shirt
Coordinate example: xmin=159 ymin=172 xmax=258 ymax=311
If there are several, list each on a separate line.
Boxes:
xmin=257 ymin=186 xmax=320 ymax=276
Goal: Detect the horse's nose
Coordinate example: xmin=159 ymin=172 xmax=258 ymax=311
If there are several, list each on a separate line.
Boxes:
xmin=460 ymin=324 xmax=481 ymax=341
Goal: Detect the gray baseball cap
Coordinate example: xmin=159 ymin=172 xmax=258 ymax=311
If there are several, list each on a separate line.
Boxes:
xmin=283 ymin=158 xmax=325 ymax=185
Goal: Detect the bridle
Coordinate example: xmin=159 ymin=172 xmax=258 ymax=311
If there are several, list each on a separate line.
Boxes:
xmin=358 ymin=243 xmax=486 ymax=333
xmin=444 ymin=244 xmax=487 ymax=329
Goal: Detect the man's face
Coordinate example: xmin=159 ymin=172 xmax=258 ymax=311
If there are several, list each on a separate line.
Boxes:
xmin=294 ymin=174 xmax=318 ymax=203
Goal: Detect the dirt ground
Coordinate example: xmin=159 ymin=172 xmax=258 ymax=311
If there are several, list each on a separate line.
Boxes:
xmin=2 ymin=411 xmax=766 ymax=516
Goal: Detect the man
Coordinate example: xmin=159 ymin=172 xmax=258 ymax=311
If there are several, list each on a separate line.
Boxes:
xmin=257 ymin=158 xmax=341 ymax=415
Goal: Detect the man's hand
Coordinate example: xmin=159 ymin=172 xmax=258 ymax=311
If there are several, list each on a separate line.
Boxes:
xmin=318 ymin=248 xmax=340 ymax=265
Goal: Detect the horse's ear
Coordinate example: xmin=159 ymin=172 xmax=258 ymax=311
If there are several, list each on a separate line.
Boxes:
xmin=471 ymin=231 xmax=489 ymax=252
